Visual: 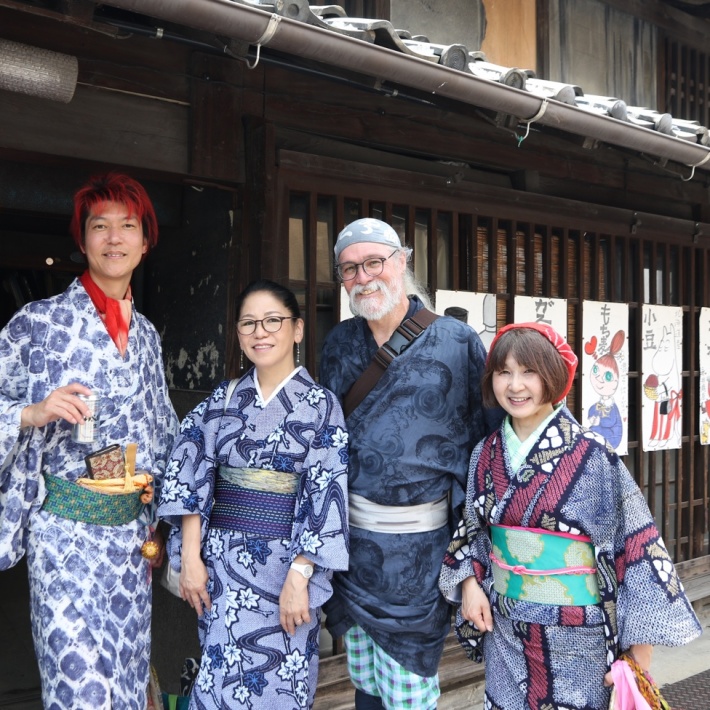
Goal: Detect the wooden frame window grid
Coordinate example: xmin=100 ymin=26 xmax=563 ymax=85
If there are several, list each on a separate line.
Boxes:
xmin=662 ymin=36 xmax=710 ymax=127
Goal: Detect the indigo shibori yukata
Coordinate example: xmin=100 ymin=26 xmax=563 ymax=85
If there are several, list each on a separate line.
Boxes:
xmin=440 ymin=322 xmax=700 ymax=710
xmin=0 ymin=279 xmax=177 ymax=709
xmin=158 ymin=369 xmax=349 ymax=710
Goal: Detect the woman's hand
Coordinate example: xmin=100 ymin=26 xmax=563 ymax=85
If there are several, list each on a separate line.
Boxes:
xmin=20 ymin=383 xmax=93 ymax=429
xmin=180 ymin=555 xmax=211 ymax=617
xmin=604 ymin=644 xmax=653 ymax=686
xmin=140 ymin=485 xmax=154 ymax=505
xmin=180 ymin=514 xmax=211 ymax=616
xmin=280 ymin=568 xmax=311 ymax=636
xmin=628 ymin=644 xmax=653 ymax=672
xmin=461 ymin=576 xmax=493 ymax=633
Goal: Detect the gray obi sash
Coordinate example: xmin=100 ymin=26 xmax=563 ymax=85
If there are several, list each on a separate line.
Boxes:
xmin=348 ymin=492 xmax=448 ymax=533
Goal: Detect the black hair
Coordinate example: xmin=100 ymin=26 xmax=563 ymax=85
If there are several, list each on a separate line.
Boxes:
xmin=235 ymin=279 xmax=301 ymax=321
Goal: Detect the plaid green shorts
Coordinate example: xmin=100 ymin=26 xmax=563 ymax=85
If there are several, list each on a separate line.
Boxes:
xmin=344 ymin=625 xmax=440 ymax=709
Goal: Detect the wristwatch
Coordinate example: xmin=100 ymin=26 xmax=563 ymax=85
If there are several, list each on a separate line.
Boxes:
xmin=290 ymin=561 xmax=314 ymax=579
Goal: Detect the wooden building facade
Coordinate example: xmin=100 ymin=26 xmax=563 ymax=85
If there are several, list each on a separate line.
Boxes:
xmin=0 ymin=0 xmax=709 ymax=705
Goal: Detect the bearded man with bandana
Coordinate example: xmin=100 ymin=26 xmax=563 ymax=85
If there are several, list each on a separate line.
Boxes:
xmin=320 ymin=218 xmax=501 ymax=710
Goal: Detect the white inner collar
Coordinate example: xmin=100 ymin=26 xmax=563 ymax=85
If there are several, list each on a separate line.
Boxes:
xmin=254 ymin=366 xmax=302 ymax=407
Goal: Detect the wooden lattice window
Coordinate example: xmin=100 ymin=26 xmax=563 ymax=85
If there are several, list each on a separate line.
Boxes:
xmin=277 ymin=154 xmax=710 ymax=574
xmin=663 ymin=37 xmax=710 ymax=126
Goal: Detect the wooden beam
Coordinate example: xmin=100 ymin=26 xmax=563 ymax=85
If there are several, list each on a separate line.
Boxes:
xmin=0 ymin=87 xmax=189 ymax=174
xmin=190 ymin=53 xmax=244 ymax=182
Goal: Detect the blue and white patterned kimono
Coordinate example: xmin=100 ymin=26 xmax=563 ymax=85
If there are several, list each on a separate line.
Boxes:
xmin=0 ymin=279 xmax=178 ymax=709
xmin=158 ymin=368 xmax=349 ymax=710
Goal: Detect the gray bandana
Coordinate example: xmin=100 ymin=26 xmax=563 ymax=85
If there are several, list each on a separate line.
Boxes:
xmin=334 ymin=218 xmax=402 ymax=261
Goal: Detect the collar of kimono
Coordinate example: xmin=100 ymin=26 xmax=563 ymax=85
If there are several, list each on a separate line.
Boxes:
xmin=489 ymin=322 xmax=578 ymax=403
xmin=80 ymin=270 xmax=132 ymax=356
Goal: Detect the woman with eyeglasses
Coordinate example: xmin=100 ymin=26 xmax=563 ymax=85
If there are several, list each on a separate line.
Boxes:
xmin=158 ymin=279 xmax=349 ymax=710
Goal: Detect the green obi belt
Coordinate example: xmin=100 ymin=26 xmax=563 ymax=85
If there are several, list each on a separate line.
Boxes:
xmin=42 ymin=474 xmax=143 ymax=526
xmin=490 ymin=524 xmax=601 ymax=606
xmin=211 ymin=466 xmax=299 ymax=539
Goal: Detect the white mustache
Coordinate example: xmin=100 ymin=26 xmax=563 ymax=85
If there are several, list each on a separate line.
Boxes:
xmin=350 ymin=281 xmax=383 ymax=297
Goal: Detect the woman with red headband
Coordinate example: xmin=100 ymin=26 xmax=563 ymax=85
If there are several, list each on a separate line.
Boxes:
xmin=0 ymin=172 xmax=178 ymax=709
xmin=440 ymin=322 xmax=700 ymax=710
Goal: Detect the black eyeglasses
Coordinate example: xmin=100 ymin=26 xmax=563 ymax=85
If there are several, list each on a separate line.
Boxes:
xmin=336 ymin=249 xmax=399 ymax=281
xmin=237 ymin=316 xmax=297 ymax=335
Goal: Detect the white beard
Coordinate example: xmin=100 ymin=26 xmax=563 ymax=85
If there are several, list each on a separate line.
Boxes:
xmin=349 ymin=277 xmax=405 ymax=321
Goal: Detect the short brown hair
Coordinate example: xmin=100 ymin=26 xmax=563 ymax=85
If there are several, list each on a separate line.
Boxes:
xmin=482 ymin=328 xmax=570 ymax=408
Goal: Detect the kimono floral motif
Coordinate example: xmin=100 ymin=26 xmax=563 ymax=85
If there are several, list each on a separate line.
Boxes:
xmin=159 ymin=368 xmax=349 ymax=709
xmin=440 ymin=406 xmax=701 ymax=710
xmin=0 ymin=280 xmax=178 ymax=709
xmin=305 ymin=387 xmax=326 ymax=406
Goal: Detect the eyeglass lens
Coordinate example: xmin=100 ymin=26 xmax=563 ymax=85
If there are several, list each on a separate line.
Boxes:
xmin=237 ymin=316 xmax=292 ymax=335
xmin=337 ymin=250 xmax=397 ymax=280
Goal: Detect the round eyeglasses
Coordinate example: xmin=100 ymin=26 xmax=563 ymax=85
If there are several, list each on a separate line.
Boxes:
xmin=336 ymin=249 xmax=398 ymax=281
xmin=237 ymin=316 xmax=297 ymax=335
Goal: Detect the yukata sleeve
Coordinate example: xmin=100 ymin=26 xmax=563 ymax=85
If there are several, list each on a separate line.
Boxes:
xmin=158 ymin=381 xmax=229 ymax=566
xmin=140 ymin=326 xmax=179 ymax=524
xmin=0 ymin=308 xmax=47 ymax=569
xmin=608 ymin=453 xmax=702 ymax=650
xmin=290 ymin=386 xmax=349 ymax=608
xmin=439 ymin=441 xmax=492 ymax=663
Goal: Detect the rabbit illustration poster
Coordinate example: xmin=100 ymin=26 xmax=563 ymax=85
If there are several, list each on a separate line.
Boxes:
xmin=641 ymin=305 xmax=683 ymax=451
xmin=435 ymin=290 xmax=497 ymax=350
xmin=514 ymin=295 xmax=567 ymax=337
xmin=581 ymin=301 xmax=629 ymax=455
xmin=699 ymin=307 xmax=710 ymax=445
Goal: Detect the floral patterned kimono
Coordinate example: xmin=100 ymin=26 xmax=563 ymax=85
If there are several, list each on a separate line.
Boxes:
xmin=440 ymin=406 xmax=701 ymax=710
xmin=159 ymin=368 xmax=349 ymax=710
xmin=0 ymin=279 xmax=177 ymax=709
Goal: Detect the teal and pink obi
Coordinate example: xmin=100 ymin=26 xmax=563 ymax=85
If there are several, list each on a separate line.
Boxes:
xmin=210 ymin=465 xmax=298 ymax=539
xmin=489 ymin=524 xmax=601 ymax=606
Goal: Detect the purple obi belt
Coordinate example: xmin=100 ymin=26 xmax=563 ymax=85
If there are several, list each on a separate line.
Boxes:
xmin=210 ymin=466 xmax=299 ymax=539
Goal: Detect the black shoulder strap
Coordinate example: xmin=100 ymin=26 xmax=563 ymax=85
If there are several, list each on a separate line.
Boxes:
xmin=343 ymin=308 xmax=440 ymax=418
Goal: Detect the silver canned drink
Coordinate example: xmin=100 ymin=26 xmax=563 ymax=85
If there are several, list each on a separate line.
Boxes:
xmin=72 ymin=394 xmax=100 ymax=444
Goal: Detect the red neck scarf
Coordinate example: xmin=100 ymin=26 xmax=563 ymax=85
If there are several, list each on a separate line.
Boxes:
xmin=80 ymin=271 xmax=132 ymax=356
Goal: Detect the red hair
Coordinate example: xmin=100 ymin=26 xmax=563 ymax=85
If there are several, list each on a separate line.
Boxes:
xmin=595 ymin=330 xmax=625 ymax=376
xmin=70 ymin=172 xmax=159 ymax=252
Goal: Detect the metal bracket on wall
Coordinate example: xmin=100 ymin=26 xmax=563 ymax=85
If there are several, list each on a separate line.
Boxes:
xmin=681 ymin=150 xmax=710 ymax=182
xmin=630 ymin=212 xmax=641 ymax=235
xmin=516 ymin=98 xmax=549 ymax=147
xmin=246 ymin=14 xmax=282 ymax=70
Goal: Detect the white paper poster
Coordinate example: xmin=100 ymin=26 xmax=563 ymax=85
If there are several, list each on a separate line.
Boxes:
xmin=435 ymin=290 xmax=497 ymax=350
xmin=514 ymin=296 xmax=567 ymax=338
xmin=339 ymin=284 xmax=352 ymax=322
xmin=641 ymin=305 xmax=683 ymax=451
xmin=581 ymin=301 xmax=629 ymax=455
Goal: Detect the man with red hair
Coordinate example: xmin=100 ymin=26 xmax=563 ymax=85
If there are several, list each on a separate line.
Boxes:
xmin=0 ymin=172 xmax=178 ymax=709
